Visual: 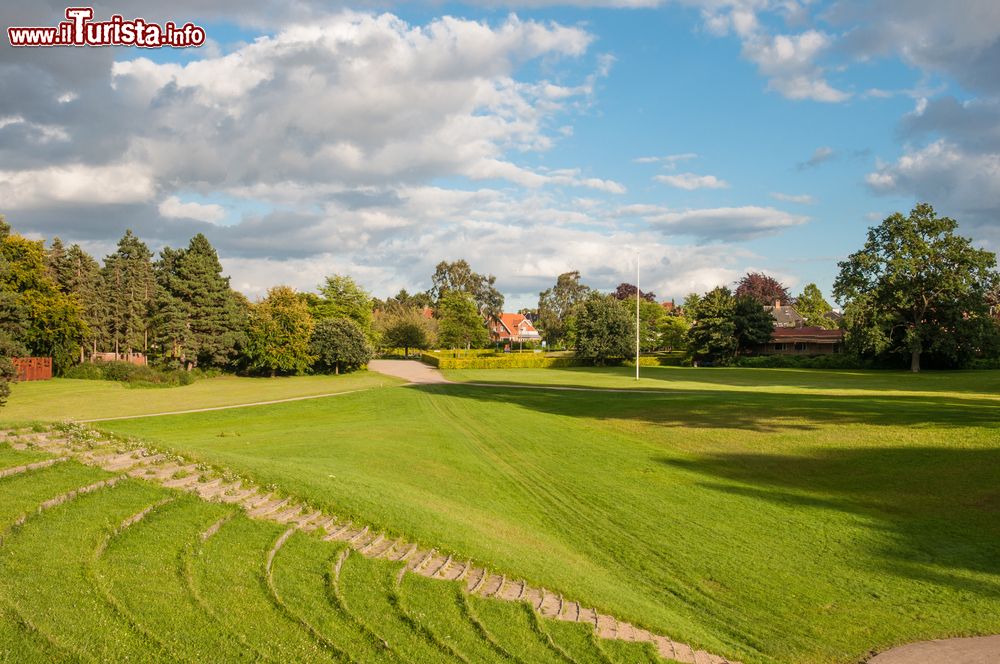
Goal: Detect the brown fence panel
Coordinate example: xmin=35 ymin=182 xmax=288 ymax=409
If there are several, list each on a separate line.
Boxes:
xmin=11 ymin=357 xmax=53 ymax=381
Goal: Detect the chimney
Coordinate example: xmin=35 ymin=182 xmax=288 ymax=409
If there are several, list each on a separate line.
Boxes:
xmin=774 ymin=299 xmax=781 ymax=309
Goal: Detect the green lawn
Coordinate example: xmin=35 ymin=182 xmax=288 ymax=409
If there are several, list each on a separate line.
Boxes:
xmin=1 ymin=372 xmax=401 ymax=422
xmin=81 ymin=366 xmax=1000 ymax=664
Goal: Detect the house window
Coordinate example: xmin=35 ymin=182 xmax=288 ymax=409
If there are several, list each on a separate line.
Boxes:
xmin=773 ymin=343 xmax=786 ymax=351
xmin=794 ymin=342 xmax=807 ymax=352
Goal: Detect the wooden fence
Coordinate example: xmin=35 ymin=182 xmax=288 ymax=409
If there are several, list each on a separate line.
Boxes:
xmin=12 ymin=357 xmax=53 ymax=381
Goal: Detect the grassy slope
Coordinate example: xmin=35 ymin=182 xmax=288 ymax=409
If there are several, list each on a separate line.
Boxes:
xmin=70 ymin=368 xmax=1000 ymax=663
xmin=0 ymin=372 xmax=401 ymax=423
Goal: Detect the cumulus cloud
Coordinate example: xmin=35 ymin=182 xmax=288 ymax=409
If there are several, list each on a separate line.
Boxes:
xmin=654 ymin=172 xmax=729 ymax=190
xmin=865 ymin=140 xmax=1000 ymax=244
xmin=158 ymin=196 xmax=228 ymax=224
xmin=622 ymin=205 xmax=809 ymax=243
xmin=0 ymin=163 xmax=155 ymax=208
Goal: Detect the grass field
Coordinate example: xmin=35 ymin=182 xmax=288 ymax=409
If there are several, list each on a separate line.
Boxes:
xmin=1 ymin=372 xmax=401 ymax=422
xmin=59 ymin=365 xmax=1000 ymax=664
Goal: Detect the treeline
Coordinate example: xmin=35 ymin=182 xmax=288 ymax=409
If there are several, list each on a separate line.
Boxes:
xmin=530 ymin=204 xmax=1000 ymax=371
xmin=0 ymin=214 xmax=510 ymax=390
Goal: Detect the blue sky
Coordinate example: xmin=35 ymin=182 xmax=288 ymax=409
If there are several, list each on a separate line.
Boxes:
xmin=1 ymin=0 xmax=997 ymax=309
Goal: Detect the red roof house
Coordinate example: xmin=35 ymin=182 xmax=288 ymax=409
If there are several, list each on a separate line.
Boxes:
xmin=489 ymin=313 xmax=541 ymax=343
xmin=755 ymin=326 xmax=845 ymax=355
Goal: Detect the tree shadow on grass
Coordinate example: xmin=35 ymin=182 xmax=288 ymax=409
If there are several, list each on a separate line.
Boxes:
xmin=452 ymin=366 xmax=1000 ymax=397
xmin=660 ymin=446 xmax=1000 ymax=593
xmin=414 ymin=382 xmax=1000 ymax=432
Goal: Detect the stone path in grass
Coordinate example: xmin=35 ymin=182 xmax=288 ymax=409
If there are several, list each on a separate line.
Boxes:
xmin=4 ymin=427 xmax=739 ymax=664
xmin=867 ymin=635 xmax=1000 ymax=664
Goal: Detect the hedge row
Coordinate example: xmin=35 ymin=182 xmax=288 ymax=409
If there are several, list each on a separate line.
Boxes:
xmin=732 ymin=354 xmax=872 ymax=369
xmin=421 ymin=353 xmax=590 ymax=370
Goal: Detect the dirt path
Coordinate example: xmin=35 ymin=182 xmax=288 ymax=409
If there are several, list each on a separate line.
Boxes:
xmin=867 ymin=635 xmax=1000 ymax=664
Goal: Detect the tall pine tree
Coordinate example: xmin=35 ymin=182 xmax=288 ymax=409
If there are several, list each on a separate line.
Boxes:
xmin=102 ymin=230 xmax=156 ymax=355
xmin=152 ymin=234 xmax=244 ymax=368
xmin=47 ymin=240 xmax=106 ymax=360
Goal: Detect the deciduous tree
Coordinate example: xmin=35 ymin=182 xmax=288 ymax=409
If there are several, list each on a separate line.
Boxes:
xmin=244 ymin=286 xmax=315 ymax=376
xmin=437 ymin=291 xmax=487 ymax=349
xmin=576 ymin=293 xmax=635 ymax=365
xmin=537 ymin=270 xmax=590 ymax=349
xmin=833 ymin=203 xmax=999 ymax=372
xmin=735 ymin=272 xmax=790 ymax=306
xmin=310 ymin=317 xmax=372 ymax=374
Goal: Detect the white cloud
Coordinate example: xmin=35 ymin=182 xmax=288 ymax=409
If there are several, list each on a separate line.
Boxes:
xmin=654 ymin=172 xmax=729 ymax=190
xmin=0 ymin=163 xmax=154 ymax=208
xmin=158 ymin=196 xmax=227 ymax=224
xmin=770 ymin=192 xmax=815 ymax=204
xmin=106 ymin=12 xmax=607 ymax=195
xmin=865 ymin=139 xmax=1000 ymax=243
xmin=645 ymin=205 xmax=809 ymax=242
xmin=633 ymin=152 xmax=698 ymax=167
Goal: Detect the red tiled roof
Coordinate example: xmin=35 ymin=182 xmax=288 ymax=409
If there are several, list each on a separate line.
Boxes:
xmin=492 ymin=313 xmax=540 ymax=339
xmin=771 ymin=326 xmax=843 ymax=340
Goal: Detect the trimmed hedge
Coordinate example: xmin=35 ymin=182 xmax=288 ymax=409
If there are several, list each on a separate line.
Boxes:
xmin=421 ymin=352 xmax=588 ymax=370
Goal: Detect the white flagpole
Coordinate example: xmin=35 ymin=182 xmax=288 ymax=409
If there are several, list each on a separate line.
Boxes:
xmin=635 ymin=252 xmax=640 ymax=381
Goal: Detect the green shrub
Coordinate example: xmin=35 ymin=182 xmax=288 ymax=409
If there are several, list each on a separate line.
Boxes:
xmin=62 ymin=361 xmax=198 ymax=387
xmin=968 ymin=357 xmax=1000 ymax=370
xmin=733 ymin=354 xmax=870 ymax=369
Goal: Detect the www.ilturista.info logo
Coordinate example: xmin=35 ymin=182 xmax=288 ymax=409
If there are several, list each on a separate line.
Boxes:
xmin=7 ymin=7 xmax=206 ymax=48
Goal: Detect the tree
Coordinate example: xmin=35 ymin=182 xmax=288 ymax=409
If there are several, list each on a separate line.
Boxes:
xmin=576 ymin=293 xmax=635 ymax=365
xmin=687 ymin=287 xmax=738 ymax=364
xmin=310 ymin=318 xmax=373 ymax=374
xmin=833 ymin=203 xmax=999 ymax=372
xmin=612 ymin=283 xmax=656 ymax=302
xmin=381 ymin=309 xmax=431 ymax=357
xmin=733 ymin=296 xmax=774 ymax=352
xmin=382 ymin=288 xmax=432 ymax=311
xmin=537 ymin=270 xmax=591 ymax=349
xmin=49 ymin=243 xmax=105 ymax=360
xmin=152 ymin=234 xmax=245 ymax=368
xmin=735 ymin=272 xmax=790 ymax=306
xmin=682 ymin=293 xmax=703 ymax=321
xmin=795 ymin=283 xmax=838 ymax=330
xmin=243 ymin=286 xmax=315 ymax=376
xmin=430 ymin=260 xmax=504 ymax=324
xmin=638 ymin=299 xmax=664 ymax=352
xmin=102 ymin=230 xmax=156 ymax=355
xmin=315 ymin=275 xmax=375 ymax=341
xmin=0 ymin=226 xmax=87 ymax=371
xmin=437 ymin=291 xmax=488 ymax=349
xmin=660 ymin=315 xmax=689 ymax=351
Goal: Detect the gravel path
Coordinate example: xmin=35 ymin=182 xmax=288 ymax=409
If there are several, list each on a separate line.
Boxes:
xmin=867 ymin=635 xmax=1000 ymax=664
xmin=367 ymin=359 xmax=453 ymax=384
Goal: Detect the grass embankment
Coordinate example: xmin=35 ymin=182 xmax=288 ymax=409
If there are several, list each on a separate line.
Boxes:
xmin=2 ymin=451 xmax=623 ymax=663
xmin=1 ymin=372 xmax=401 ymax=423
xmin=86 ymin=367 xmax=1000 ymax=664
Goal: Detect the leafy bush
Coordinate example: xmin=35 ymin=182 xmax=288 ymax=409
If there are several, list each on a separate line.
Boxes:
xmin=733 ymin=354 xmax=871 ymax=369
xmin=62 ymin=361 xmax=197 ymax=387
xmin=968 ymin=357 xmax=1000 ymax=370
